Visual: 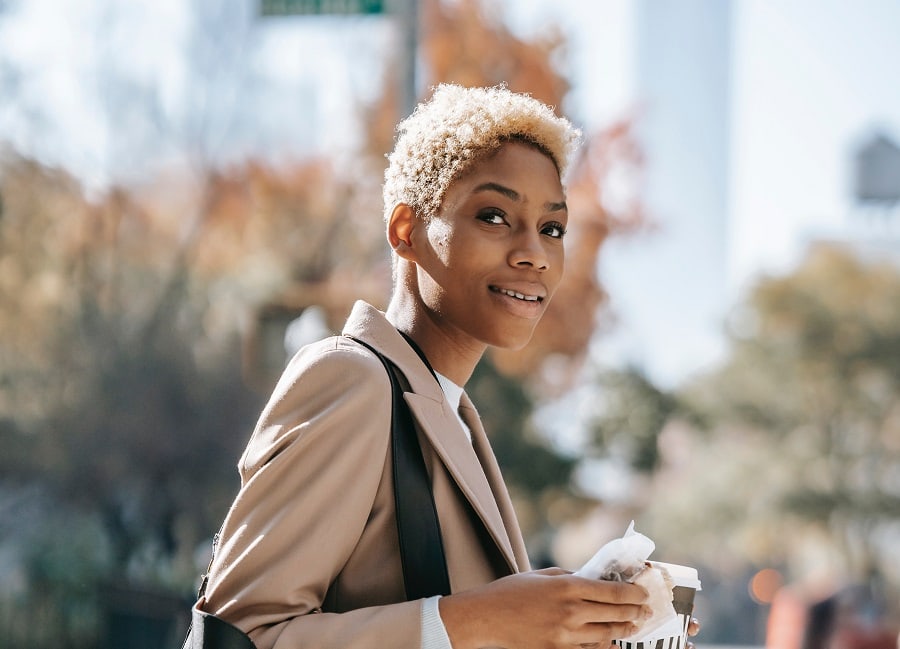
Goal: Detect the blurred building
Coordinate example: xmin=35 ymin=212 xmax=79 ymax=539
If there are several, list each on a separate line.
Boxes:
xmin=598 ymin=0 xmax=734 ymax=386
xmin=855 ymin=133 xmax=900 ymax=207
xmin=595 ymin=1 xmax=900 ymax=386
xmin=803 ymin=131 xmax=900 ymax=264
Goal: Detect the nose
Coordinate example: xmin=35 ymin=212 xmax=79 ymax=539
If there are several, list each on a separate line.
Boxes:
xmin=508 ymin=230 xmax=550 ymax=271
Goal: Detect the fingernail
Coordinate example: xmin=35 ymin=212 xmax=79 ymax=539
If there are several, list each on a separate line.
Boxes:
xmin=641 ymin=606 xmax=653 ymax=620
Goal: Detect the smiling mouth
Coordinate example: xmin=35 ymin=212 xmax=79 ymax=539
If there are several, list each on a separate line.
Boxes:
xmin=490 ymin=286 xmax=543 ymax=302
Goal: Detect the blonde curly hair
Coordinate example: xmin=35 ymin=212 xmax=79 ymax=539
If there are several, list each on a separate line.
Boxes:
xmin=383 ymin=84 xmax=581 ymax=222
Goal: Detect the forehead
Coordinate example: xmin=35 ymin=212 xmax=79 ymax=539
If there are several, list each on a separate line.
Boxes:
xmin=449 ymin=141 xmax=563 ymax=192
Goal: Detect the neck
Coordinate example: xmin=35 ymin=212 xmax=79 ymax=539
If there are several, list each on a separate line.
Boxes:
xmin=385 ymin=291 xmax=486 ymax=386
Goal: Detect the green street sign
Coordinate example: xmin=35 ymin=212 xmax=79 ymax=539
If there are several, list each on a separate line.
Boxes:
xmin=260 ymin=0 xmax=386 ymax=15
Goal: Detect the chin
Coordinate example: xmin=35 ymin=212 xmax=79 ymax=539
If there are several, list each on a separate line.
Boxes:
xmin=488 ymin=328 xmax=536 ymax=351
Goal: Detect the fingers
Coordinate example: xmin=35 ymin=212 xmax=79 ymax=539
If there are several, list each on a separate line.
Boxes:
xmin=533 ymin=566 xmax=573 ymax=577
xmin=685 ymin=615 xmax=702 ymax=649
xmin=559 ymin=620 xmax=635 ymax=649
xmin=566 ymin=584 xmax=649 ymax=647
xmin=688 ymin=616 xmax=701 ymax=636
xmin=569 ymin=604 xmax=648 ymax=635
xmin=578 ymin=640 xmax=621 ymax=649
xmin=571 ymin=575 xmax=649 ymax=606
xmin=554 ymin=575 xmax=649 ymax=639
xmin=527 ymin=569 xmax=649 ymax=606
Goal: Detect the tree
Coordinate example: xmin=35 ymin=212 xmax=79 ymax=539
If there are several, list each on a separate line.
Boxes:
xmin=0 ymin=0 xmax=395 ymax=602
xmin=587 ymin=365 xmax=684 ymax=475
xmin=0 ymin=144 xmax=397 ymax=649
xmin=0 ymin=2 xmax=650 ymax=644
xmin=571 ymin=246 xmax=900 ymax=641
xmin=0 ymin=155 xmax=252 ymax=579
xmin=632 ymin=245 xmax=900 ymax=610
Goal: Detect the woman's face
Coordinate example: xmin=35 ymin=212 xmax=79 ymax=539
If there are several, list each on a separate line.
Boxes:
xmin=412 ymin=141 xmax=567 ymax=350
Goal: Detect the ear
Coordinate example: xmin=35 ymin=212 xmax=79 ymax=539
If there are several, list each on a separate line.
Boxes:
xmin=387 ymin=203 xmax=419 ymax=262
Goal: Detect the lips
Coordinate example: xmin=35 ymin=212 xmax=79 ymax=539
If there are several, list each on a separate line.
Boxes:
xmin=489 ymin=285 xmax=544 ymax=302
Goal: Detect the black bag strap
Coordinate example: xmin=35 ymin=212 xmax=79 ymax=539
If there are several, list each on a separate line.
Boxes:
xmin=184 ymin=603 xmax=255 ymax=649
xmin=348 ymin=334 xmax=451 ymax=599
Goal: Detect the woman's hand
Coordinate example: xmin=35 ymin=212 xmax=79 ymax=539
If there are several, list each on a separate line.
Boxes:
xmin=686 ymin=616 xmax=701 ymax=649
xmin=438 ymin=568 xmax=651 ymax=649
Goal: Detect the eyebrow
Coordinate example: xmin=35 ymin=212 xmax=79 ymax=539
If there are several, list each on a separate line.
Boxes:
xmin=473 ymin=182 xmax=568 ymax=213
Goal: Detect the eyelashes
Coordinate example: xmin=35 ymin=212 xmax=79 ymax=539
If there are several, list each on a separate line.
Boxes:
xmin=542 ymin=222 xmax=566 ymax=239
xmin=477 ymin=210 xmax=566 ymax=239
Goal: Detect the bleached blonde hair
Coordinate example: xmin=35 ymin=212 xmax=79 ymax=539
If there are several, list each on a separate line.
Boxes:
xmin=383 ymin=84 xmax=582 ymax=222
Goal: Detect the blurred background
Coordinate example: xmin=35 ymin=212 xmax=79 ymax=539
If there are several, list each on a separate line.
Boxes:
xmin=1 ymin=0 xmax=898 ymax=647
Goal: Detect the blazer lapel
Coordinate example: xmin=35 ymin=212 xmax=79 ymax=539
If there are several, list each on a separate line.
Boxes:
xmin=405 ymin=393 xmax=520 ymax=574
xmin=459 ymin=395 xmax=531 ymax=573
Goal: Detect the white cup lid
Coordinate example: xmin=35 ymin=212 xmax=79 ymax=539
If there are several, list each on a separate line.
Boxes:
xmin=649 ymin=561 xmax=702 ymax=590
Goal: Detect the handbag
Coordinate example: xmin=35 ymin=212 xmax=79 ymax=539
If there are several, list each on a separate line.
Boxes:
xmin=181 ymin=336 xmax=451 ymax=648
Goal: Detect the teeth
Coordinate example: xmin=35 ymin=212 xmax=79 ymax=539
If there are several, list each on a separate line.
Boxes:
xmin=499 ymin=288 xmax=539 ymax=301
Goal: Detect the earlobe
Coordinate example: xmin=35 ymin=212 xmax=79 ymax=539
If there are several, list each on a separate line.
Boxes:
xmin=387 ymin=203 xmax=418 ymax=261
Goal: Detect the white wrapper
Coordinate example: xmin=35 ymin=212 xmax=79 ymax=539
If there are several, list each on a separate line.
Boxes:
xmin=576 ymin=523 xmax=694 ymax=645
xmin=575 ymin=521 xmax=655 ymax=582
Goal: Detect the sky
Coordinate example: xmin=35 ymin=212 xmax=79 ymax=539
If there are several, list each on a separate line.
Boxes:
xmin=728 ymin=0 xmax=900 ymax=285
xmin=0 ymin=0 xmax=395 ymax=188
xmin=2 ymin=0 xmax=899 ymax=390
xmin=504 ymin=0 xmax=900 ymax=388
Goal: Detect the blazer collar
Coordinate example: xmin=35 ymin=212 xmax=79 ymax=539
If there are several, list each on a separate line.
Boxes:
xmin=341 ymin=301 xmax=523 ymax=572
xmin=341 ymin=301 xmax=444 ymax=402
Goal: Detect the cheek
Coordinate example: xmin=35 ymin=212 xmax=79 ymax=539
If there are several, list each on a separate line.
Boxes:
xmin=426 ymin=219 xmax=452 ymax=250
xmin=548 ymin=248 xmax=565 ymax=293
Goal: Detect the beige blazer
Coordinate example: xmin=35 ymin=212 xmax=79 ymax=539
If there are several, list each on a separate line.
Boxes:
xmin=201 ymin=301 xmax=530 ymax=649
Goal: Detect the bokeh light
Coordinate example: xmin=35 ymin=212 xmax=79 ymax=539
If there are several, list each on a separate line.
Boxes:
xmin=749 ymin=567 xmax=784 ymax=605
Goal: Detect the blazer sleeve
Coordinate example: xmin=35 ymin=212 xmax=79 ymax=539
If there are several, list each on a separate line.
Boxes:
xmin=201 ymin=339 xmax=423 ymax=649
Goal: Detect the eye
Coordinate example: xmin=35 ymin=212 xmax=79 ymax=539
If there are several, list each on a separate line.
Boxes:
xmin=541 ymin=221 xmax=566 ymax=239
xmin=477 ymin=208 xmax=507 ymax=225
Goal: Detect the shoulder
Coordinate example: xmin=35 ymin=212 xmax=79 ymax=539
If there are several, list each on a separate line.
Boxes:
xmin=239 ymin=336 xmax=393 ymax=475
xmin=276 ymin=335 xmax=390 ymax=400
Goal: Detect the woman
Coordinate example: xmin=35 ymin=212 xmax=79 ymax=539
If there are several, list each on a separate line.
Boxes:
xmin=199 ymin=84 xmax=655 ymax=649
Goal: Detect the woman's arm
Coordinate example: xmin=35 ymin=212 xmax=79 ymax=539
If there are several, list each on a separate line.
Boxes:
xmin=203 ymin=339 xmax=423 ymax=649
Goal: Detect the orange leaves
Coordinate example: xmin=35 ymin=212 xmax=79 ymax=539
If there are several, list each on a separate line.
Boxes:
xmin=422 ymin=0 xmax=568 ymax=108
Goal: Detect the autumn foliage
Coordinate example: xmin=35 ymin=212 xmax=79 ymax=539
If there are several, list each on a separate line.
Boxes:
xmin=0 ymin=1 xmax=646 ymax=644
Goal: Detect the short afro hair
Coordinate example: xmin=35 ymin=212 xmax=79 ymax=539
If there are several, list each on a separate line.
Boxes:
xmin=383 ymin=84 xmax=581 ymax=222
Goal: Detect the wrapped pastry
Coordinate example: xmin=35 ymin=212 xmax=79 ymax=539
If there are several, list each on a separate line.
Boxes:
xmin=576 ymin=523 xmax=699 ymax=646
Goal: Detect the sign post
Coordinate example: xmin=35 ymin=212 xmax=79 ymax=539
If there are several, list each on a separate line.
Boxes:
xmin=259 ymin=0 xmax=386 ymax=16
xmin=258 ymin=0 xmax=417 ymax=117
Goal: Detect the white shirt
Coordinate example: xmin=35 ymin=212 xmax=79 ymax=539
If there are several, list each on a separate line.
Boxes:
xmin=435 ymin=371 xmax=472 ymax=442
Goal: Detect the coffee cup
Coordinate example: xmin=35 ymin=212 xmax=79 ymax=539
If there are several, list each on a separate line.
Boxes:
xmin=615 ymin=561 xmax=701 ymax=649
